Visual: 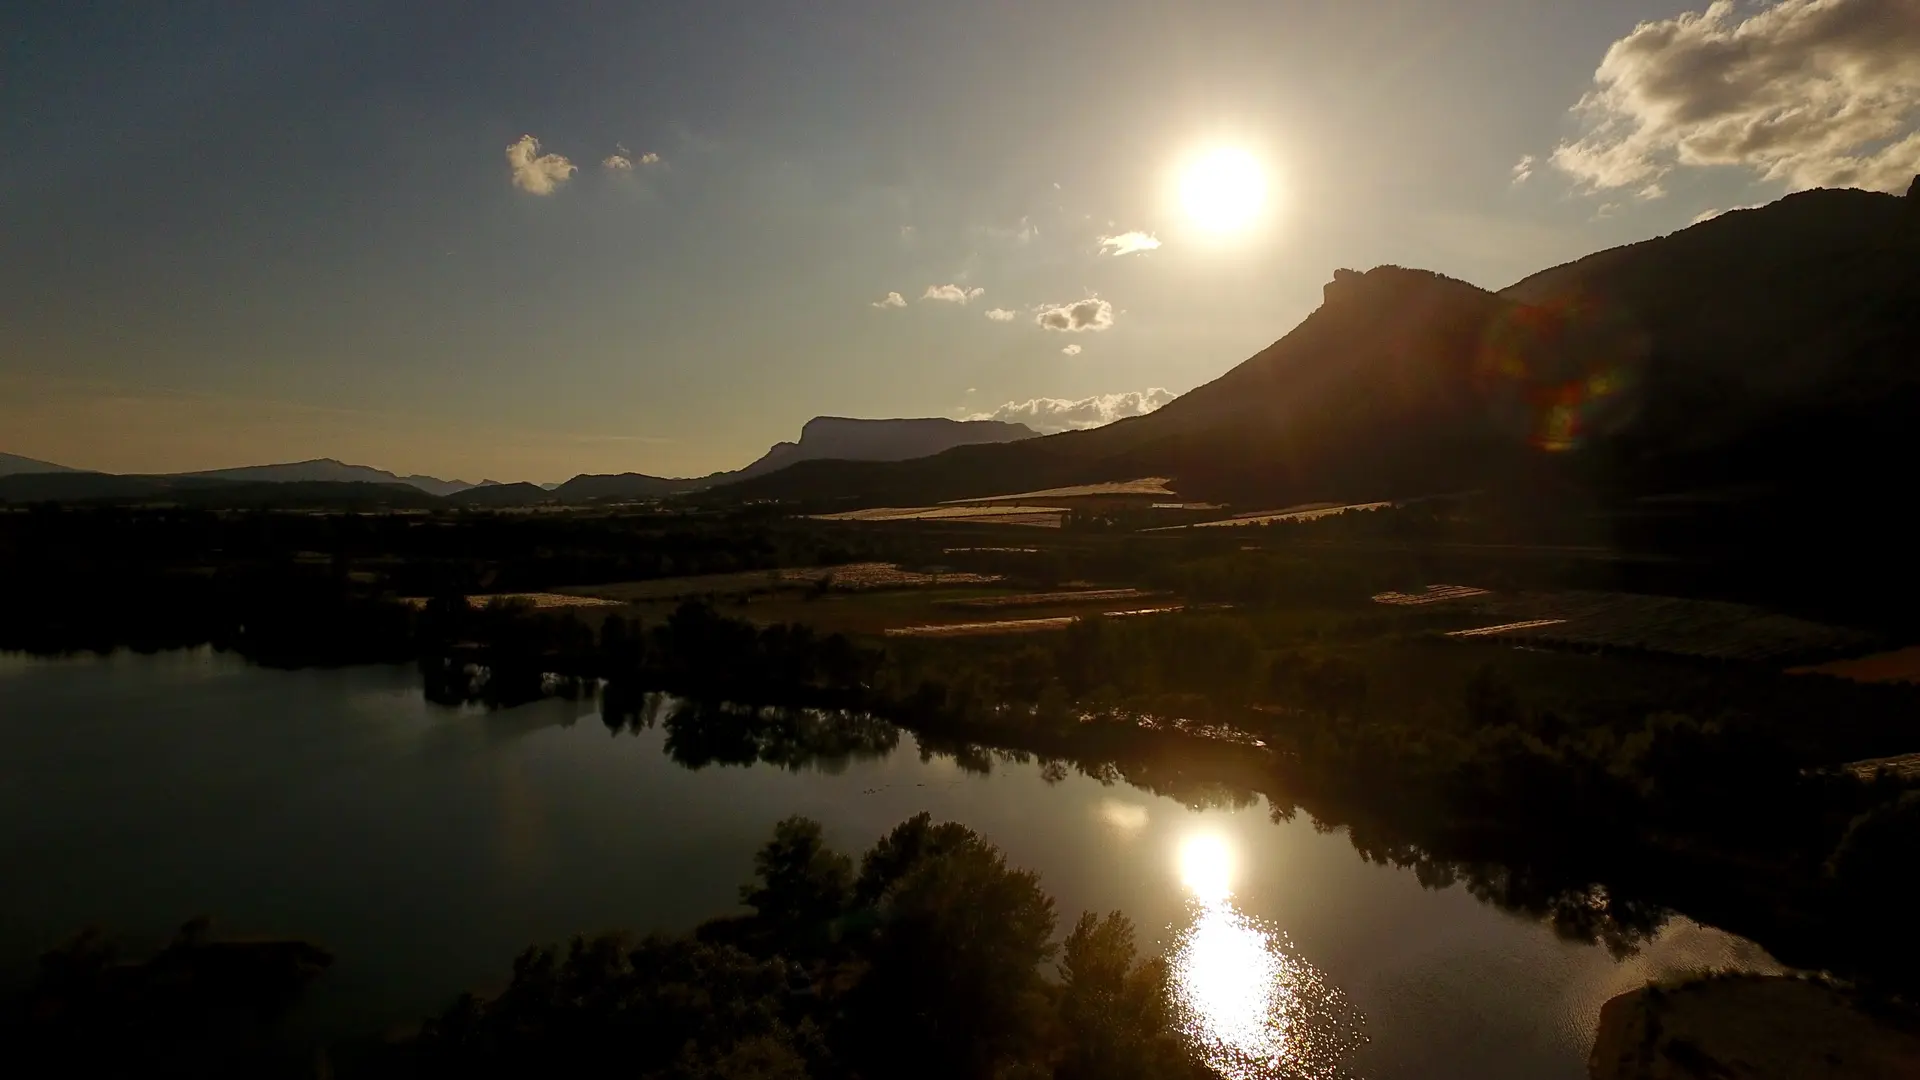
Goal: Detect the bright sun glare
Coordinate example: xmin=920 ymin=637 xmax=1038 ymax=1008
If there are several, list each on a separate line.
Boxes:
xmin=1179 ymin=147 xmax=1267 ymax=233
xmin=1178 ymin=833 xmax=1236 ymax=903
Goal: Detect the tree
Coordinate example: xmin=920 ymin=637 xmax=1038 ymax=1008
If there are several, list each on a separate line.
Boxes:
xmin=1058 ymin=911 xmax=1205 ymax=1080
xmin=740 ymin=816 xmax=853 ymax=955
xmin=839 ymin=834 xmax=1057 ymax=1080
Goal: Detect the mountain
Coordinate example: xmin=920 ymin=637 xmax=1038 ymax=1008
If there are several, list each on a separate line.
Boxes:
xmin=552 ymin=416 xmax=1038 ymax=502
xmin=715 ymin=183 xmax=1920 ymax=509
xmin=0 ymin=452 xmax=79 ymax=477
xmin=446 ymin=482 xmax=552 ymax=507
xmin=180 ymin=459 xmax=474 ymax=496
xmin=731 ymin=417 xmax=1036 ymax=481
xmin=0 ymin=472 xmax=441 ymax=509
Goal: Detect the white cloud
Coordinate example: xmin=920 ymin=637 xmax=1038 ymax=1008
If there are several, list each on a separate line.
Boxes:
xmin=1637 ymin=182 xmax=1667 ymax=200
xmin=603 ymin=154 xmax=633 ymax=171
xmin=1097 ymin=231 xmax=1162 ymax=256
xmin=871 ymin=291 xmax=907 ymax=309
xmin=984 ymin=308 xmax=1018 ymax=322
xmin=506 ymin=135 xmax=576 ymax=195
xmin=969 ymin=388 xmax=1176 ymax=434
xmin=1551 ymin=0 xmax=1920 ymax=194
xmin=1034 ymin=298 xmax=1114 ymax=332
xmin=1061 ymin=344 xmax=1082 ymax=356
xmin=1690 ymin=202 xmax=1765 ymax=224
xmin=639 ymin=151 xmax=661 ymax=165
xmin=923 ymin=284 xmax=986 ymax=304
xmin=1511 ymin=154 xmax=1536 ymax=184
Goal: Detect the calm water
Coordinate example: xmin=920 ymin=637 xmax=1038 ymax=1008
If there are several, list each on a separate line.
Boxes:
xmin=0 ymin=650 xmax=1777 ymax=1078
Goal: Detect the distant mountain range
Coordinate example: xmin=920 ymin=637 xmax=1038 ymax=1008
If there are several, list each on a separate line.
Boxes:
xmin=0 ymin=417 xmax=1038 ymax=506
xmin=717 ymin=181 xmax=1920 ymax=509
xmin=10 ymin=181 xmax=1913 ymax=513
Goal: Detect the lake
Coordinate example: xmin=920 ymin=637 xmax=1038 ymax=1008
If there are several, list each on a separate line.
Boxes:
xmin=0 ymin=649 xmax=1777 ymax=1078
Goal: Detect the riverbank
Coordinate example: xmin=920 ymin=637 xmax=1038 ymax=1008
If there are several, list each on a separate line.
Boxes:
xmin=1588 ymin=974 xmax=1920 ymax=1079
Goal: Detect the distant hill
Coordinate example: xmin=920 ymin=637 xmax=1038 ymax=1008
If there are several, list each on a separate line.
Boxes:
xmin=446 ymin=482 xmax=551 ymax=507
xmin=717 ymin=182 xmax=1920 ymax=509
xmin=180 ymin=459 xmax=474 ymax=496
xmin=0 ymin=472 xmax=441 ymax=509
xmin=553 ymin=416 xmax=1038 ymax=502
xmin=0 ymin=452 xmax=79 ymax=477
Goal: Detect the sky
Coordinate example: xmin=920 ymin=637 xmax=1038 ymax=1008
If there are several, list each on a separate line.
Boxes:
xmin=4 ymin=0 xmax=1916 ymax=482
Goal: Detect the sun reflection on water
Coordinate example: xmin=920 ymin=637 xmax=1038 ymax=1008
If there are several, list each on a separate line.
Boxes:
xmin=1170 ymin=833 xmax=1364 ymax=1079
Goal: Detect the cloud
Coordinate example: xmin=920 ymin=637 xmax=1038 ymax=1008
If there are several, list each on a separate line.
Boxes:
xmin=1690 ymin=202 xmax=1766 ymax=224
xmin=639 ymin=151 xmax=661 ymax=165
xmin=506 ymin=135 xmax=576 ymax=195
xmin=1638 ymin=182 xmax=1667 ymax=200
xmin=1096 ymin=231 xmax=1161 ymax=256
xmin=1034 ymin=298 xmax=1114 ymax=332
xmin=984 ymin=308 xmax=1018 ymax=322
xmin=1550 ymin=0 xmax=1920 ymax=194
xmin=603 ymin=154 xmax=633 ymax=171
xmin=1511 ymin=154 xmax=1536 ymax=184
xmin=923 ymin=284 xmax=985 ymax=304
xmin=969 ymin=388 xmax=1175 ymax=434
xmin=871 ymin=291 xmax=907 ymax=309
xmin=1061 ymin=344 xmax=1083 ymax=356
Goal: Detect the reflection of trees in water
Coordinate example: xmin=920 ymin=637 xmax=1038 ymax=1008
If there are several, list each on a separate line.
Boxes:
xmin=601 ymin=690 xmax=899 ymax=773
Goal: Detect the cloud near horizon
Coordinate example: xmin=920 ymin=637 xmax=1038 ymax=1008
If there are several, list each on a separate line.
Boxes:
xmin=871 ymin=291 xmax=907 ymax=309
xmin=969 ymin=388 xmax=1175 ymax=434
xmin=1096 ymin=231 xmax=1161 ymax=256
xmin=984 ymin=308 xmax=1017 ymax=321
xmin=1034 ymin=298 xmax=1114 ymax=332
xmin=923 ymin=284 xmax=985 ymax=304
xmin=506 ymin=135 xmax=576 ymax=195
xmin=1551 ymin=0 xmax=1920 ymax=194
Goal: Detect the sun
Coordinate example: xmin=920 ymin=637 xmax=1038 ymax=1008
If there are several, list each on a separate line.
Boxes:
xmin=1179 ymin=147 xmax=1267 ymax=234
xmin=1178 ymin=833 xmax=1236 ymax=903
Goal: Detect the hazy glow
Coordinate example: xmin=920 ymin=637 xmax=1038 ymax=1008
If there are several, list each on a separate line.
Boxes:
xmin=1179 ymin=147 xmax=1267 ymax=233
xmin=1169 ymin=832 xmax=1363 ymax=1078
xmin=1179 ymin=833 xmax=1236 ymax=903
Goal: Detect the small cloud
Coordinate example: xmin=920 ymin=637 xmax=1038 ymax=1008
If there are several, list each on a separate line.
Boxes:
xmin=1594 ymin=202 xmax=1623 ymax=220
xmin=1637 ymin=183 xmax=1666 ymax=201
xmin=984 ymin=308 xmax=1018 ymax=322
xmin=603 ymin=154 xmax=633 ymax=171
xmin=969 ymin=387 xmax=1175 ymax=434
xmin=1061 ymin=344 xmax=1082 ymax=356
xmin=1510 ymin=154 xmax=1536 ymax=185
xmin=923 ymin=284 xmax=986 ymax=304
xmin=871 ymin=291 xmax=907 ymax=309
xmin=639 ymin=151 xmax=661 ymax=165
xmin=506 ymin=135 xmax=576 ymax=195
xmin=1097 ymin=231 xmax=1161 ymax=256
xmin=1690 ymin=203 xmax=1762 ymax=225
xmin=1034 ymin=298 xmax=1114 ymax=333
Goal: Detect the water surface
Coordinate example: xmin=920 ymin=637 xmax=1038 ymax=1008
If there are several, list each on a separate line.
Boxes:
xmin=0 ymin=650 xmax=1776 ymax=1077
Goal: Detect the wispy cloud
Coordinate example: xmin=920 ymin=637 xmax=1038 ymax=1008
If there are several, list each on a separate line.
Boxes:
xmin=923 ymin=284 xmax=986 ymax=304
xmin=1510 ymin=154 xmax=1536 ymax=185
xmin=506 ymin=135 xmax=576 ymax=195
xmin=1034 ymin=298 xmax=1114 ymax=332
xmin=1061 ymin=344 xmax=1083 ymax=356
xmin=871 ymin=291 xmax=907 ymax=309
xmin=1097 ymin=231 xmax=1161 ymax=256
xmin=1550 ymin=0 xmax=1920 ymax=194
xmin=969 ymin=388 xmax=1175 ymax=434
xmin=984 ymin=308 xmax=1018 ymax=322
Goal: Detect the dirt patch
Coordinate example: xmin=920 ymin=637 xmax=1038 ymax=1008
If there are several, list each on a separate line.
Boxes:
xmin=1792 ymin=645 xmax=1920 ymax=684
xmin=941 ymin=589 xmax=1157 ymax=609
xmin=400 ymin=593 xmax=622 ymax=611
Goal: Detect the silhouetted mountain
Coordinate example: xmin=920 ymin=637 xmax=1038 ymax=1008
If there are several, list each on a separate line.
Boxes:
xmin=180 ymin=459 xmax=474 ymax=496
xmin=0 ymin=452 xmax=79 ymax=477
xmin=446 ymin=482 xmax=551 ymax=507
xmin=715 ymin=184 xmax=1920 ymax=509
xmin=0 ymin=472 xmax=441 ymax=509
xmin=732 ymin=416 xmax=1036 ymax=481
xmin=552 ymin=416 xmax=1037 ymax=501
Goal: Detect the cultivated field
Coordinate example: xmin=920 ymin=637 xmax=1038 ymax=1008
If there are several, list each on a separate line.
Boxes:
xmin=400 ymin=592 xmax=623 ymax=610
xmin=936 ymin=478 xmax=1175 ymax=504
xmin=812 ymin=505 xmax=1067 ymax=524
xmin=554 ymin=562 xmax=1003 ymax=604
xmin=938 ymin=588 xmax=1157 ymax=609
xmin=1791 ymin=645 xmax=1920 ymax=685
xmin=1437 ymin=590 xmax=1866 ymax=663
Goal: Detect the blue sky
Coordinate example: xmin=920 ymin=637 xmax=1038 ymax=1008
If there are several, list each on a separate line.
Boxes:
xmin=5 ymin=0 xmax=1915 ymax=481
